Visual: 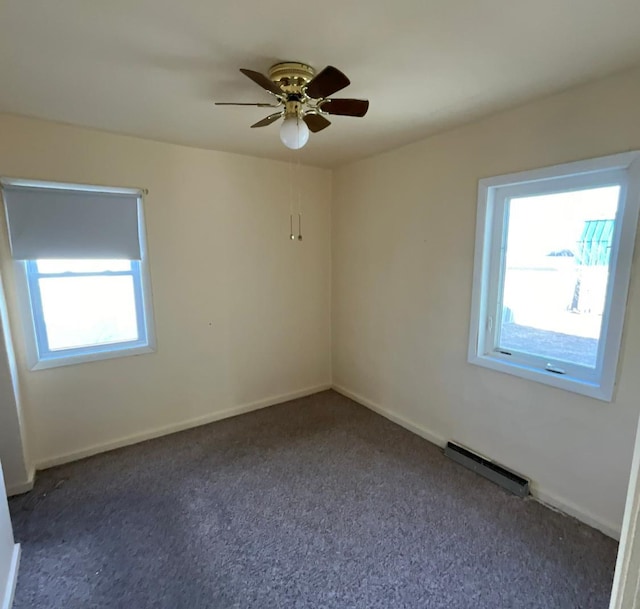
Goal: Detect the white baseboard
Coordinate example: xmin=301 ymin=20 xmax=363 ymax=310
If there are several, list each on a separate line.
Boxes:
xmin=333 ymin=383 xmax=620 ymax=540
xmin=6 ymin=468 xmax=35 ymax=497
xmin=1 ymin=544 xmax=20 ymax=609
xmin=36 ymin=383 xmax=332 ymax=470
xmin=333 ymin=384 xmax=447 ymax=448
xmin=534 ymin=487 xmax=620 ymax=540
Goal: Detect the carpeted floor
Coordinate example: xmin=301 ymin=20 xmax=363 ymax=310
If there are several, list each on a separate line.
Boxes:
xmin=9 ymin=390 xmax=618 ymax=608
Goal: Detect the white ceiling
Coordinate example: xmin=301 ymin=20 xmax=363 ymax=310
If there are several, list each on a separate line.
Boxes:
xmin=1 ymin=0 xmax=640 ymax=168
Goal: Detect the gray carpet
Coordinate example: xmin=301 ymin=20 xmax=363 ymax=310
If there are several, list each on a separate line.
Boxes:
xmin=9 ymin=390 xmax=617 ymax=608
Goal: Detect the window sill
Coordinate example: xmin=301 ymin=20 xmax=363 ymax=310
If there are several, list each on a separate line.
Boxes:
xmin=29 ymin=344 xmax=155 ymax=371
xmin=468 ymin=353 xmax=613 ymax=402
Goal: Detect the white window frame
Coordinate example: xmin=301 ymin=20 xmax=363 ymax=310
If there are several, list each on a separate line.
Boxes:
xmin=8 ymin=183 xmax=156 ymax=370
xmin=468 ymin=151 xmax=640 ymax=401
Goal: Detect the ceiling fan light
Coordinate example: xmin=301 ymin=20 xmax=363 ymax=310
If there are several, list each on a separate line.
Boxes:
xmin=279 ymin=115 xmax=309 ymax=150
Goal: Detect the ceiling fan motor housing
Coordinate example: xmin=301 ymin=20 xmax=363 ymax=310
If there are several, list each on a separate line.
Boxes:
xmin=268 ymin=63 xmax=317 ymax=118
xmin=268 ymin=62 xmax=316 ymax=90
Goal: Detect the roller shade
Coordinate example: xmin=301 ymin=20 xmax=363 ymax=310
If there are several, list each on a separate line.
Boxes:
xmin=2 ymin=184 xmax=142 ymax=260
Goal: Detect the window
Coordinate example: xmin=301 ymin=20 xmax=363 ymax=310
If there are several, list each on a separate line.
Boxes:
xmin=24 ymin=259 xmax=150 ymax=362
xmin=468 ymin=152 xmax=640 ymax=401
xmin=2 ymin=180 xmax=155 ymax=369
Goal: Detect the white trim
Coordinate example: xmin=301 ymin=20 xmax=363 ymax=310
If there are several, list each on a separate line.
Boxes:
xmin=5 ymin=468 xmax=35 ymax=497
xmin=468 ymin=151 xmax=640 ymax=401
xmin=333 ymin=383 xmax=620 ymax=539
xmin=468 ymin=356 xmax=611 ymax=400
xmin=29 ymin=345 xmax=155 ymax=371
xmin=534 ymin=486 xmax=619 ymax=540
xmin=36 ymin=383 xmax=332 ymax=470
xmin=136 ymin=196 xmax=157 ymax=354
xmin=332 ymin=384 xmax=446 ymax=448
xmin=478 ymin=151 xmax=640 ymax=190
xmin=0 ymin=177 xmax=143 ymax=196
xmin=12 ymin=261 xmax=37 ymax=370
xmin=1 ymin=544 xmax=20 ymax=609
xmin=609 ymin=410 xmax=640 ymax=608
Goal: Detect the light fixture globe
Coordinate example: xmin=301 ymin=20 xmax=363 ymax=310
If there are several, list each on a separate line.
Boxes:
xmin=279 ymin=115 xmax=309 ymax=150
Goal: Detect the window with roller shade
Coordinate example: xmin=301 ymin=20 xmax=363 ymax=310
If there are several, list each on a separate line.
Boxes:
xmin=1 ymin=180 xmax=155 ymax=369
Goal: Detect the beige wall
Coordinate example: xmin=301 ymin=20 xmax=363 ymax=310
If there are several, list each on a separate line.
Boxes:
xmin=0 ymin=275 xmax=31 ymax=494
xmin=0 ymin=114 xmax=332 ymax=471
xmin=332 ymin=67 xmax=640 ymax=538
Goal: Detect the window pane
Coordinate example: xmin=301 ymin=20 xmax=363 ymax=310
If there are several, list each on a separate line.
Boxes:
xmin=498 ymin=186 xmax=620 ymax=368
xmin=39 ymin=275 xmax=139 ymax=350
xmin=36 ymin=259 xmax=131 ymax=274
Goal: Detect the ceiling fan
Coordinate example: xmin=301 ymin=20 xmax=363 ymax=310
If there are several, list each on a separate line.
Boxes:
xmin=215 ymin=62 xmax=369 ymax=150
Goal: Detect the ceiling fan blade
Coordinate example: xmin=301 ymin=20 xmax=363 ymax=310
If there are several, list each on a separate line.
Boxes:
xmin=239 ymin=68 xmax=282 ymax=96
xmin=303 ymin=113 xmax=331 ymax=133
xmin=306 ymin=66 xmax=350 ymax=99
xmin=215 ymin=102 xmax=280 ymax=107
xmin=320 ymin=98 xmax=369 ymax=117
xmin=250 ymin=112 xmax=283 ymax=128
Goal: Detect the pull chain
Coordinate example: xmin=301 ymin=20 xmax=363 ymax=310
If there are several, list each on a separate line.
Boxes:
xmin=297 ymin=156 xmax=303 ymax=241
xmin=287 ymin=154 xmax=304 ymax=242
xmin=289 ymin=155 xmax=295 ymax=240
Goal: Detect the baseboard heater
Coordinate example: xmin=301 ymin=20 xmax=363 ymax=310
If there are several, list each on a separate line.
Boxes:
xmin=444 ymin=442 xmax=530 ymax=497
